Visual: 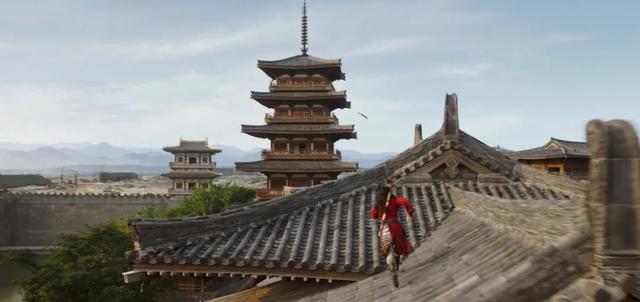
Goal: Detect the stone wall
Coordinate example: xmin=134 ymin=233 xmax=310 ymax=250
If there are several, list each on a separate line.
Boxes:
xmin=0 ymin=192 xmax=174 ymax=247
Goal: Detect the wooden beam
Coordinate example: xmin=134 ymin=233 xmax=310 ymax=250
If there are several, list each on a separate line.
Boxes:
xmin=130 ymin=264 xmax=368 ymax=282
xmin=122 ymin=270 xmax=147 ymax=283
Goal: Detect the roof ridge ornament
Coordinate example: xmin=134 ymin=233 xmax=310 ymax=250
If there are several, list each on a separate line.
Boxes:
xmin=442 ymin=93 xmax=460 ymax=142
xmin=301 ymin=0 xmax=309 ymax=55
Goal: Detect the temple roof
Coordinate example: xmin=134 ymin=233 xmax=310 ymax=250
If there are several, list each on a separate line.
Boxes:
xmin=162 ymin=171 xmax=222 ymax=179
xmin=257 ymin=54 xmax=345 ymax=81
xmin=235 ymin=160 xmax=358 ymax=173
xmin=505 ymin=137 xmax=590 ymax=160
xmin=163 ymin=139 xmax=222 ymax=154
xmin=241 ymin=124 xmax=356 ymax=139
xmin=125 ymin=94 xmax=591 ymax=301
xmin=250 ymin=91 xmax=350 ymax=110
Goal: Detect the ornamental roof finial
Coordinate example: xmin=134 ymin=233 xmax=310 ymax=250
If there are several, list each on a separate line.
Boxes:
xmin=301 ymin=0 xmax=309 ymax=55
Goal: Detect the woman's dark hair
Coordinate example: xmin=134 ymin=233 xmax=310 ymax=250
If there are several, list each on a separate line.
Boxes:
xmin=378 ymin=184 xmax=395 ymax=204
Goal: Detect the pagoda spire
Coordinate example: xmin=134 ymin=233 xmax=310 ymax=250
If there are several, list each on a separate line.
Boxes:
xmin=301 ymin=0 xmax=309 ymax=55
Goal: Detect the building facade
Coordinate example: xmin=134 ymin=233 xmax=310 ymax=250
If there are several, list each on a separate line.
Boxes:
xmin=162 ymin=139 xmax=222 ymax=195
xmin=505 ymin=137 xmax=590 ymax=179
xmin=235 ymin=4 xmax=357 ymax=200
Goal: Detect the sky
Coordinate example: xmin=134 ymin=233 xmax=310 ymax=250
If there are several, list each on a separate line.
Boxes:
xmin=0 ymin=0 xmax=638 ymax=153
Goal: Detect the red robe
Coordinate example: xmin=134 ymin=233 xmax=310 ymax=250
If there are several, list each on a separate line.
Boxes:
xmin=370 ymin=196 xmax=414 ymax=255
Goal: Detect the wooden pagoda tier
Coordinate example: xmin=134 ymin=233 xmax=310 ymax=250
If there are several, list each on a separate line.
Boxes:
xmin=162 ymin=139 xmax=222 ymax=196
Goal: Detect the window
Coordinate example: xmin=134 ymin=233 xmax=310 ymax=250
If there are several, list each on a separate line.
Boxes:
xmin=202 ymin=157 xmax=209 ymax=163
xmin=311 ymin=107 xmax=326 ymax=116
xmin=297 ymin=143 xmax=307 ymax=153
xmin=270 ymin=176 xmax=286 ymax=190
xmin=275 ymin=107 xmax=289 ymax=117
xmin=188 ymin=182 xmax=196 ymax=189
xmin=176 ymin=182 xmax=183 ymax=189
xmin=273 ymin=141 xmax=288 ymax=152
xmin=177 ymin=156 xmax=184 ymax=163
xmin=188 ymin=157 xmax=197 ymax=164
xmin=201 ymin=183 xmax=209 ymax=189
xmin=313 ymin=140 xmax=327 ymax=152
xmin=290 ymin=175 xmax=311 ymax=187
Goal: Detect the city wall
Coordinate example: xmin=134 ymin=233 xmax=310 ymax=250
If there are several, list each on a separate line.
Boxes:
xmin=0 ymin=192 xmax=174 ymax=248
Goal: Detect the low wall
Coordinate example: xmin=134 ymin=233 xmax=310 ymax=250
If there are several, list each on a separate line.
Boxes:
xmin=0 ymin=192 xmax=175 ymax=247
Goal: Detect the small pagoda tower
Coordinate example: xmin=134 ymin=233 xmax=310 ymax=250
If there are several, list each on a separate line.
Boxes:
xmin=236 ymin=1 xmax=358 ymax=201
xmin=163 ymin=139 xmax=222 ymax=196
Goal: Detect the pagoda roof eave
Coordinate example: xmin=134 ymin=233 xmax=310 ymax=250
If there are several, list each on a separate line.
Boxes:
xmin=241 ymin=124 xmax=357 ymax=139
xmin=250 ymin=91 xmax=346 ymax=100
xmin=163 ymin=147 xmax=222 ymax=154
xmin=250 ymin=91 xmax=350 ymax=109
xmin=257 ymin=54 xmax=345 ymax=81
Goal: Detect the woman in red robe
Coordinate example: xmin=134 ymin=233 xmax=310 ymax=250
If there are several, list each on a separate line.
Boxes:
xmin=370 ymin=184 xmax=414 ymax=256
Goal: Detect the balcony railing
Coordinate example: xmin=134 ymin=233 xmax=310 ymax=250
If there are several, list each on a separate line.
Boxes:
xmin=265 ymin=114 xmax=337 ymax=124
xmin=269 ymin=82 xmax=333 ymax=92
xmin=169 ymin=162 xmax=216 ymax=169
xmin=255 ymin=188 xmax=284 ymax=201
xmin=261 ymin=149 xmax=341 ymax=160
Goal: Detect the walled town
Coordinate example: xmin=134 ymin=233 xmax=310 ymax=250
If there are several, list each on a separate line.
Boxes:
xmin=1 ymin=1 xmax=639 ymax=302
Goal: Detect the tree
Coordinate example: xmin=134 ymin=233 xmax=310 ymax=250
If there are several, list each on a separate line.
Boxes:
xmin=139 ymin=185 xmax=255 ymax=218
xmin=3 ymin=221 xmax=172 ymax=302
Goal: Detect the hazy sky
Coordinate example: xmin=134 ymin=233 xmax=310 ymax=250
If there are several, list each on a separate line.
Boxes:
xmin=1 ymin=0 xmax=638 ymax=153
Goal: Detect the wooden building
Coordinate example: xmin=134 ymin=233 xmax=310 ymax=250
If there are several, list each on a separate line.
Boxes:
xmin=235 ymin=3 xmax=357 ymax=200
xmin=505 ymin=137 xmax=590 ymax=179
xmin=162 ymin=139 xmax=222 ymax=196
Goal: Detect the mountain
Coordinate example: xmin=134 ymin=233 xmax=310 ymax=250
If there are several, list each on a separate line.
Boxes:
xmin=0 ymin=142 xmax=396 ymax=175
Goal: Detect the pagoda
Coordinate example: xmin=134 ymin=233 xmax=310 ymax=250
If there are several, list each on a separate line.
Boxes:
xmin=236 ymin=1 xmax=358 ymax=200
xmin=162 ymin=139 xmax=222 ymax=195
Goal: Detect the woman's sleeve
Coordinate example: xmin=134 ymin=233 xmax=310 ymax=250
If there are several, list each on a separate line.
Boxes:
xmin=370 ymin=206 xmax=380 ymax=219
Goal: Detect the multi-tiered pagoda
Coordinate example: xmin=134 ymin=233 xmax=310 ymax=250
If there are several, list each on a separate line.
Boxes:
xmin=236 ymin=2 xmax=358 ymax=200
xmin=163 ymin=139 xmax=222 ymax=196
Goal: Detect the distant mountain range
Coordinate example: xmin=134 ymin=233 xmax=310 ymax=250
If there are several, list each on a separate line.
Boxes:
xmin=0 ymin=142 xmax=395 ymax=176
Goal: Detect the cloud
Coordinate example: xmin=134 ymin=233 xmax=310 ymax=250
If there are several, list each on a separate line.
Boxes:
xmin=439 ymin=63 xmax=494 ymax=78
xmin=0 ymin=70 xmax=269 ymax=149
xmin=463 ymin=115 xmax=524 ymax=138
xmin=82 ymin=20 xmax=290 ymax=62
xmin=546 ymin=33 xmax=590 ymax=44
xmin=348 ymin=37 xmax=423 ymax=56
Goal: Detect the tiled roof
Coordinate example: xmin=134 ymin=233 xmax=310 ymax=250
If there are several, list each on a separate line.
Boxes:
xmin=258 ymin=55 xmax=340 ymax=68
xmin=257 ymin=54 xmax=345 ymax=81
xmin=250 ymin=91 xmax=350 ymax=110
xmin=241 ymin=124 xmax=356 ymax=139
xmin=301 ymin=188 xmax=589 ymax=302
xmin=235 ymin=160 xmax=358 ymax=173
xmin=163 ymin=139 xmax=222 ymax=154
xmin=506 ymin=137 xmax=590 ymax=160
xmin=126 ymin=94 xmax=591 ymax=301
